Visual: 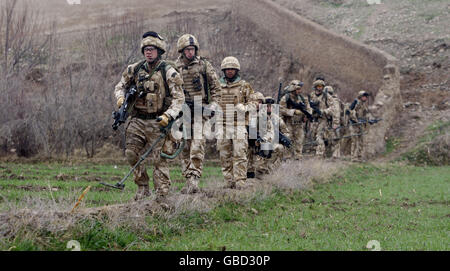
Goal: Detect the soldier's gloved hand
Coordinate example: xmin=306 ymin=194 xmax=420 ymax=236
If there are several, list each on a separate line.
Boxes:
xmin=294 ymin=109 xmax=302 ymax=115
xmin=117 ymin=97 xmax=124 ymax=108
xmin=235 ymin=103 xmax=246 ymax=113
xmin=157 ymin=114 xmax=170 ymax=127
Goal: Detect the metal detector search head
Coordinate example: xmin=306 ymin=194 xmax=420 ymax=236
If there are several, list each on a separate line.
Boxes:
xmin=100 ymin=182 xmax=125 ymax=190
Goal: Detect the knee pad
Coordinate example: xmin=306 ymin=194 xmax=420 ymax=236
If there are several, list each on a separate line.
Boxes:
xmin=125 ymin=149 xmax=139 ymax=166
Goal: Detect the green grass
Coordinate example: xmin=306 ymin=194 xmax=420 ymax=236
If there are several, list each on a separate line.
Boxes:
xmin=0 ymin=163 xmax=223 ymax=209
xmin=0 ymin=162 xmax=448 ymax=251
xmin=384 ymin=137 xmax=401 ymax=155
xmin=401 ymin=120 xmax=450 ymax=166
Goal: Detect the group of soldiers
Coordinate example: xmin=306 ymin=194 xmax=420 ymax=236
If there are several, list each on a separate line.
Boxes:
xmin=113 ymin=31 xmax=377 ymax=207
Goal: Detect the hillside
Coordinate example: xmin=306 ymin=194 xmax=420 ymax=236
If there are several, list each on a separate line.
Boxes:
xmin=2 ymin=0 xmax=449 ymax=161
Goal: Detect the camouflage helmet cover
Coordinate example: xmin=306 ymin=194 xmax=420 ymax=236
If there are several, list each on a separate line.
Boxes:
xmin=313 ymin=80 xmax=325 ymax=89
xmin=177 ymin=34 xmax=200 ymax=53
xmin=253 ymin=92 xmax=265 ymax=101
xmin=288 ymin=80 xmax=304 ymax=91
xmin=358 ymin=90 xmax=369 ymax=97
xmin=221 ymin=56 xmax=240 ymax=71
xmin=141 ymin=31 xmax=166 ymax=54
xmin=264 ymin=96 xmax=275 ymax=104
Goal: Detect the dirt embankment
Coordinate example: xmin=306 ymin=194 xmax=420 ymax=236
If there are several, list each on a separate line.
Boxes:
xmin=273 ymin=0 xmax=449 ymax=160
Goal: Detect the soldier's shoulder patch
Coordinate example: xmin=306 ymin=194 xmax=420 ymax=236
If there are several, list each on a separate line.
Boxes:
xmin=166 ymin=66 xmax=178 ymax=76
xmin=166 ymin=67 xmax=183 ymax=85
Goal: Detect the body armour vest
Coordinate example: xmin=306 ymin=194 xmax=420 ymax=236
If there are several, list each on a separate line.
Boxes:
xmin=176 ymin=57 xmax=207 ymax=103
xmin=309 ymin=91 xmax=330 ymax=120
xmin=219 ymin=76 xmax=251 ymax=125
xmin=132 ymin=61 xmax=168 ymax=115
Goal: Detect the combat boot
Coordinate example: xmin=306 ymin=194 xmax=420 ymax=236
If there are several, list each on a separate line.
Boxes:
xmin=134 ymin=185 xmax=150 ymax=201
xmin=181 ymin=176 xmax=200 ymax=194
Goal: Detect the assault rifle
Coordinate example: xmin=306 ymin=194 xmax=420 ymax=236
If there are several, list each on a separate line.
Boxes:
xmin=247 ymin=126 xmax=272 ymax=158
xmin=309 ymin=101 xmax=323 ymax=117
xmin=277 ymin=82 xmax=283 ymax=103
xmin=286 ymin=98 xmax=313 ymax=121
xmin=350 ymin=118 xmax=383 ymax=126
xmin=184 ymin=99 xmax=215 ymax=117
xmin=279 ymin=132 xmax=292 ymax=148
xmin=303 ymin=132 xmax=366 ymax=147
xmin=112 ymin=85 xmax=137 ymax=130
xmin=183 ymin=89 xmax=216 ymax=118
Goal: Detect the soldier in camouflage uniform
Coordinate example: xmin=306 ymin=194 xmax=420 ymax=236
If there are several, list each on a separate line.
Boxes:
xmin=308 ymin=80 xmax=340 ymax=157
xmin=348 ymin=90 xmax=373 ymax=162
xmin=217 ymin=56 xmax=257 ymax=189
xmin=114 ymin=31 xmax=185 ymax=204
xmin=175 ymin=34 xmax=221 ymax=194
xmin=279 ymin=80 xmax=312 ymax=160
xmin=255 ymin=96 xmax=291 ymax=175
xmin=324 ymin=86 xmax=344 ymax=159
xmin=247 ymin=92 xmax=274 ymax=179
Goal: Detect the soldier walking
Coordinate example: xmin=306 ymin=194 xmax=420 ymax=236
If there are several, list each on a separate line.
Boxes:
xmin=308 ymin=80 xmax=340 ymax=157
xmin=279 ymin=80 xmax=311 ymax=160
xmin=217 ymin=56 xmax=256 ymax=189
xmin=114 ymin=31 xmax=185 ymax=206
xmin=175 ymin=34 xmax=221 ymax=194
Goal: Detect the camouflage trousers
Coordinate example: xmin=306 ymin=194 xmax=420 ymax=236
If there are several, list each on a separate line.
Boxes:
xmin=324 ymin=127 xmax=341 ymax=159
xmin=339 ymin=126 xmax=352 ymax=157
xmin=180 ymin=137 xmax=206 ymax=179
xmin=125 ymin=117 xmax=178 ymax=196
xmin=286 ymin=122 xmax=306 ymax=159
xmin=258 ymin=143 xmax=285 ymax=175
xmin=271 ymin=143 xmax=286 ymax=168
xmin=310 ymin=120 xmax=328 ymax=157
xmin=217 ymin=126 xmax=248 ymax=185
xmin=350 ymin=124 xmax=365 ymax=160
xmin=247 ymin=146 xmax=257 ymax=174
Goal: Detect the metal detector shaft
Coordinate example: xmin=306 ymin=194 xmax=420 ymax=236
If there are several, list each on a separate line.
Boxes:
xmin=100 ymin=132 xmax=166 ymax=190
xmin=101 ymin=114 xmax=184 ymax=190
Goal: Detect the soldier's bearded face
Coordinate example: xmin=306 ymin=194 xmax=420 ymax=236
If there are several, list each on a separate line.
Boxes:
xmin=361 ymin=96 xmax=368 ymax=102
xmin=183 ymin=46 xmax=196 ymax=60
xmin=144 ymin=46 xmax=158 ymax=63
xmin=295 ymin=88 xmax=302 ymax=95
xmin=225 ymin=69 xmax=237 ymax=79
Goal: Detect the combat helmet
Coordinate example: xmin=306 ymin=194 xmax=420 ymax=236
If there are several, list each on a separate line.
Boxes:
xmin=264 ymin=96 xmax=275 ymax=104
xmin=358 ymin=90 xmax=369 ymax=98
xmin=221 ymin=56 xmax=240 ymax=71
xmin=140 ymin=31 xmax=166 ymax=54
xmin=177 ymin=34 xmax=199 ymax=53
xmin=313 ymin=80 xmax=325 ymax=89
xmin=288 ymin=80 xmax=304 ymax=92
xmin=253 ymin=92 xmax=265 ymax=102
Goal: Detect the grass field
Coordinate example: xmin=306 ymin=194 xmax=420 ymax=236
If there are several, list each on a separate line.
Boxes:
xmin=0 ymin=161 xmax=448 ymax=251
